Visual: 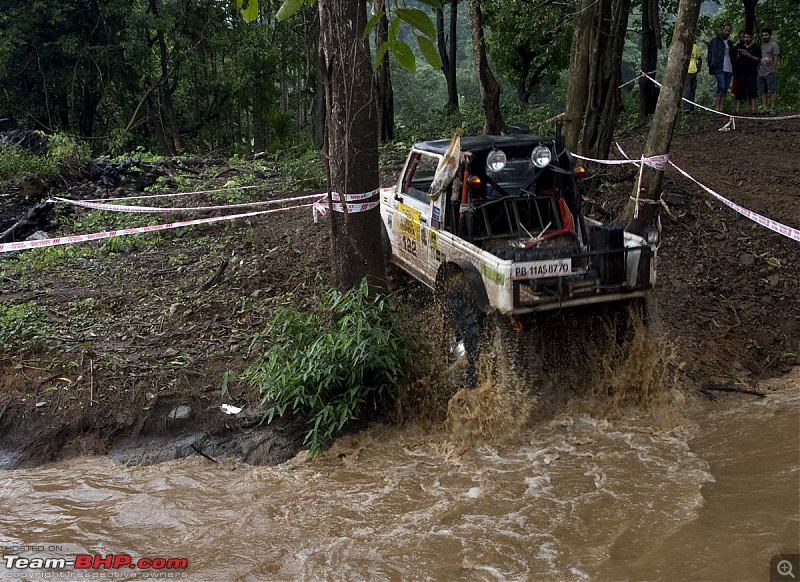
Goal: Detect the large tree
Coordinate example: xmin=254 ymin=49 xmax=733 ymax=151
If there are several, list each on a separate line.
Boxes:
xmin=469 ymin=0 xmax=504 ymax=134
xmin=638 ymin=0 xmax=661 ymax=120
xmin=375 ymin=0 xmax=394 ymax=142
xmin=621 ymin=0 xmax=703 ymax=233
xmin=317 ymin=0 xmax=386 ymax=289
xmin=563 ymin=0 xmax=631 ymax=158
xmin=436 ymin=0 xmax=460 ymax=114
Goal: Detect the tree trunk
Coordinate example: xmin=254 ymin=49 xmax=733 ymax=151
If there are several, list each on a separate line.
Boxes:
xmin=743 ymin=0 xmax=757 ymax=33
xmin=469 ymin=0 xmax=504 ymax=134
xmin=318 ymin=0 xmax=386 ymax=290
xmin=621 ymin=0 xmax=703 ymax=233
xmin=437 ymin=1 xmax=459 ymax=114
xmin=638 ymin=0 xmax=661 ymax=121
xmin=564 ymin=0 xmax=631 ymax=159
xmin=375 ymin=0 xmax=394 ymax=142
xmin=312 ymin=21 xmax=326 ymax=150
xmin=564 ymin=0 xmax=593 ymax=152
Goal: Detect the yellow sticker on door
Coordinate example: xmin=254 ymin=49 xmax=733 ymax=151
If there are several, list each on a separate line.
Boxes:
xmin=398 ymin=203 xmax=421 ymax=241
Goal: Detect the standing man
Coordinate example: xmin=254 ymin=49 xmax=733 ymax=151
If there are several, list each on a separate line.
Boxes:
xmin=758 ymin=28 xmax=780 ymax=113
xmin=708 ymin=23 xmax=735 ymax=112
xmin=683 ymin=42 xmax=702 ymax=111
xmin=733 ymin=31 xmax=761 ymax=114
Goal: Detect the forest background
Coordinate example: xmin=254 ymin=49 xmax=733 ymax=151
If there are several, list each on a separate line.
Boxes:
xmin=1 ymin=0 xmax=797 ymax=159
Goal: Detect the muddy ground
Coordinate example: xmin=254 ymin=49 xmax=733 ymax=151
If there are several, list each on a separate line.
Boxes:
xmin=1 ymin=114 xmax=798 ymax=468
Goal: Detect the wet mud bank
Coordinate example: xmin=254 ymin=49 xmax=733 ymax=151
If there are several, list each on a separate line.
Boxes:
xmin=0 ymin=394 xmax=307 ymax=469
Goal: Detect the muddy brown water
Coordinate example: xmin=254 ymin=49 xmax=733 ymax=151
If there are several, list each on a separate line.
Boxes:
xmin=1 ymin=368 xmax=797 ymax=581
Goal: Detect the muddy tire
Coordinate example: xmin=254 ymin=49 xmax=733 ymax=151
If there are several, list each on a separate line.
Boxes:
xmin=435 ymin=271 xmax=486 ymax=386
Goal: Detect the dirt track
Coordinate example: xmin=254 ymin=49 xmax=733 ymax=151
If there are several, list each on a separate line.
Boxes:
xmin=1 ymin=113 xmax=798 ymax=467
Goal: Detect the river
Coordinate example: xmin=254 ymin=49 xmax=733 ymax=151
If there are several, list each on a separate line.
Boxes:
xmin=1 ymin=369 xmax=798 ymax=581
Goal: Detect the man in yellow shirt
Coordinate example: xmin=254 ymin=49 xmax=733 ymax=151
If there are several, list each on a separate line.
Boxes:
xmin=683 ymin=43 xmax=702 ymax=111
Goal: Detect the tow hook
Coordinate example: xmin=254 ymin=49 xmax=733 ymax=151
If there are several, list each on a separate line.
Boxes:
xmin=510 ymin=317 xmax=525 ymax=333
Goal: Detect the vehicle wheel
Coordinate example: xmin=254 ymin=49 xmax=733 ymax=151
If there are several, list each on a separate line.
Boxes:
xmin=435 ymin=271 xmax=486 ymax=387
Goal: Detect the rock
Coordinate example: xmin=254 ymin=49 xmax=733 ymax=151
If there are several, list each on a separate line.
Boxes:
xmin=168 ymin=405 xmax=193 ymax=421
xmin=739 ymin=253 xmax=755 ymax=266
xmin=25 ymin=231 xmax=50 ymax=241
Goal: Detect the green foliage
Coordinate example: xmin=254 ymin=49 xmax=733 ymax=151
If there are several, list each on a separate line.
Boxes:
xmin=271 ymin=146 xmax=326 ymax=190
xmin=12 ymin=244 xmax=90 ymax=272
xmin=0 ymin=301 xmax=53 ymax=352
xmin=239 ymin=279 xmax=416 ymax=456
xmin=0 ymin=133 xmax=90 ymax=184
xmin=236 ymin=0 xmax=259 ymax=23
xmin=483 ymin=0 xmax=574 ymax=103
xmin=275 ymin=1 xmax=442 ymax=72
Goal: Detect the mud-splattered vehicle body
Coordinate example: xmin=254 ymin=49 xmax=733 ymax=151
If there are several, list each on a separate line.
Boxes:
xmin=381 ymin=133 xmax=658 ymax=319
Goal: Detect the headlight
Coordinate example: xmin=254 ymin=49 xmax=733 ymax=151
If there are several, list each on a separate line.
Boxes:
xmin=486 ymin=149 xmax=507 ymax=172
xmin=531 ymin=145 xmax=552 ymax=168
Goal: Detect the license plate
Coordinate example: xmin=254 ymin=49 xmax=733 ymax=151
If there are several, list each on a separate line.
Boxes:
xmin=512 ymin=259 xmax=572 ymax=280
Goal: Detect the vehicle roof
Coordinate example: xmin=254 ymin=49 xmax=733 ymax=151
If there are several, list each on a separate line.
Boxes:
xmin=414 ymin=134 xmax=554 ymax=156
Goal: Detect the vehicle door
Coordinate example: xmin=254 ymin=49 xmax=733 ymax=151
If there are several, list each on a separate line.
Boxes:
xmin=392 ymin=149 xmax=441 ymax=285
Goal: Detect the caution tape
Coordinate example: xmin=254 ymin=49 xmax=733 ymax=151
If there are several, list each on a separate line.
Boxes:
xmin=582 ymin=144 xmax=799 ymax=240
xmin=668 ymin=161 xmax=800 ymax=242
xmin=0 ymin=203 xmax=314 ymax=254
xmin=640 ymin=72 xmax=800 ymax=130
xmin=571 ymin=153 xmax=637 ymax=165
xmin=90 ymin=184 xmax=262 ymax=202
xmin=312 ymin=188 xmax=381 ymax=223
xmin=52 ymin=192 xmax=324 ymax=214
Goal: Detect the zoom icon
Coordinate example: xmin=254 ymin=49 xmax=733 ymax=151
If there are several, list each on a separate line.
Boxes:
xmin=772 ymin=554 xmax=800 ymax=581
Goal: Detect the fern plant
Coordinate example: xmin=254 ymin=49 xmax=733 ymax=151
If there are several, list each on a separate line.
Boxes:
xmin=240 ymin=279 xmax=416 ymax=456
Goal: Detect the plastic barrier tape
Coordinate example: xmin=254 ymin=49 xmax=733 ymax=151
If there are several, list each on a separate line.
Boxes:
xmin=641 ymin=72 xmax=800 ymax=126
xmin=53 ymin=192 xmax=324 ymax=214
xmin=579 ymin=144 xmax=799 ymax=241
xmin=0 ymin=203 xmax=314 ymax=254
xmin=668 ymin=161 xmax=800 ymax=243
xmin=312 ymin=188 xmax=381 ymax=223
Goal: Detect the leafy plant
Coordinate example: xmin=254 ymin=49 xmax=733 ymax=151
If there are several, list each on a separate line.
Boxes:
xmin=0 ymin=133 xmax=89 ymax=185
xmin=238 ymin=279 xmax=416 ymax=456
xmin=0 ymin=301 xmax=53 ymax=351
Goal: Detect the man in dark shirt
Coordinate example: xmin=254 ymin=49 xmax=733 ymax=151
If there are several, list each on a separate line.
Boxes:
xmin=733 ymin=31 xmax=761 ymax=114
xmin=707 ymin=24 xmax=735 ymax=112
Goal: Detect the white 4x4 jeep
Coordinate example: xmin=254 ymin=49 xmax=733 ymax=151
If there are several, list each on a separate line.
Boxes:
xmin=381 ymin=132 xmax=657 ymax=370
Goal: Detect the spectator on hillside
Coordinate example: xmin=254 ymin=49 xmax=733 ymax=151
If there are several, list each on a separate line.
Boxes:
xmin=708 ymin=23 xmax=735 ymax=112
xmin=758 ymin=28 xmax=780 ymax=113
xmin=683 ymin=42 xmax=702 ymax=111
xmin=733 ymin=31 xmax=761 ymax=115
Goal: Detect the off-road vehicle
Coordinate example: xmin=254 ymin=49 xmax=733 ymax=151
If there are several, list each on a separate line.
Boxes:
xmin=380 ymin=131 xmax=658 ymax=370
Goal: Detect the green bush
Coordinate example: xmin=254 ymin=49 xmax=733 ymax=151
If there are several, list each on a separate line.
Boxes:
xmin=0 ymin=301 xmax=53 ymax=351
xmin=239 ymin=279 xmax=416 ymax=456
xmin=0 ymin=132 xmax=90 ymax=184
